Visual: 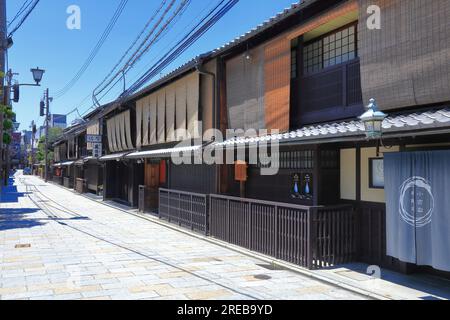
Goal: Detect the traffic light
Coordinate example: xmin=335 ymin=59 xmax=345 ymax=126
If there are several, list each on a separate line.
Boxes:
xmin=40 ymin=100 xmax=45 ymax=117
xmin=13 ymin=84 xmax=20 ymax=103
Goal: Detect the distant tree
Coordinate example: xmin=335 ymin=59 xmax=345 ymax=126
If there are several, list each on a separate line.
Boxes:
xmin=36 ymin=127 xmax=63 ymax=164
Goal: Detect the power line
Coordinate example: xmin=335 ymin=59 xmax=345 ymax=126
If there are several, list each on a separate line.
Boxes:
xmin=57 ymin=0 xmax=174 ymax=122
xmin=75 ymin=0 xmax=235 ymax=121
xmin=93 ymin=0 xmax=186 ymax=103
xmin=53 ymin=0 xmax=129 ymax=99
xmin=120 ymin=0 xmax=217 ymax=94
xmin=92 ymin=0 xmax=169 ymax=101
xmin=7 ymin=0 xmax=32 ymax=28
xmin=124 ymin=0 xmax=238 ymax=96
xmin=8 ymin=0 xmax=40 ymax=37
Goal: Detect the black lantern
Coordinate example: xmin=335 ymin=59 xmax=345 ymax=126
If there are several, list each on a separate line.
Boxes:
xmin=30 ymin=67 xmax=45 ymax=85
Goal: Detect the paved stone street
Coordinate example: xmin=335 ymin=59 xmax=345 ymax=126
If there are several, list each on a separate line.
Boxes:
xmin=0 ymin=173 xmax=365 ymax=300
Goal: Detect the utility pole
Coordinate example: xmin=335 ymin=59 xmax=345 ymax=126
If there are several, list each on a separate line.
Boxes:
xmin=31 ymin=120 xmax=36 ymax=170
xmin=0 ymin=0 xmax=6 ymax=191
xmin=44 ymin=88 xmax=50 ymax=182
xmin=5 ymin=69 xmax=12 ymax=183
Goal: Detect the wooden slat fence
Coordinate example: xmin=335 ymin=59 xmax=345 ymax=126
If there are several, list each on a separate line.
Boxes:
xmin=159 ymin=188 xmax=208 ymax=235
xmin=209 ymin=194 xmax=356 ymax=269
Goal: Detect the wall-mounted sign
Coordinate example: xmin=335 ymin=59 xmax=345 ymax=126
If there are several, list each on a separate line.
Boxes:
xmin=87 ymin=134 xmax=102 ymax=143
xmin=291 ymin=173 xmax=313 ymax=201
xmin=92 ymin=143 xmax=102 ymax=158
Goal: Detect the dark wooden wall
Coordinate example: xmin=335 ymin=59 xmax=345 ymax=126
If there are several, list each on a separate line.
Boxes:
xmin=85 ymin=163 xmax=103 ymax=192
xmin=168 ymin=162 xmax=216 ymax=195
xmin=104 ymin=161 xmax=143 ymax=207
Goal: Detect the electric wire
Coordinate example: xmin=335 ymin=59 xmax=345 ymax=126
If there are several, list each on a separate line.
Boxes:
xmin=53 ymin=0 xmax=129 ymax=99
xmin=51 ymin=0 xmax=236 ymax=125
xmin=123 ymin=0 xmax=238 ymax=96
xmin=92 ymin=0 xmax=169 ymax=100
xmin=82 ymin=0 xmax=218 ymax=114
xmin=7 ymin=0 xmax=32 ymax=28
xmin=93 ymin=0 xmax=189 ymax=103
xmin=8 ymin=0 xmax=40 ymax=37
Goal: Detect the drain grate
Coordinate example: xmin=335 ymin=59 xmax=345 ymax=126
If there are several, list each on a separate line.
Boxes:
xmin=192 ymin=257 xmax=222 ymax=263
xmin=15 ymin=244 xmax=31 ymax=249
xmin=253 ymin=274 xmax=272 ymax=280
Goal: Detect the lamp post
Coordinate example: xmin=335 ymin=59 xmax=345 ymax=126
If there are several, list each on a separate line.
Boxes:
xmin=360 ymin=98 xmax=387 ymax=139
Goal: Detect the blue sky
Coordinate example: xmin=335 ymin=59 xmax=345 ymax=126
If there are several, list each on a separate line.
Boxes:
xmin=7 ymin=0 xmax=297 ymax=131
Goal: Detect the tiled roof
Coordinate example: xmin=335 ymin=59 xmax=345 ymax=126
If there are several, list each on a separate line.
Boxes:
xmin=215 ymin=107 xmax=450 ymax=147
xmin=126 ymin=144 xmax=203 ymax=159
xmin=211 ymin=1 xmax=313 ymax=55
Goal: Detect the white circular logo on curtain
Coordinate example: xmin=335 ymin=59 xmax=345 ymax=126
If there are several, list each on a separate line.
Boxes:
xmin=399 ymin=176 xmax=434 ymax=228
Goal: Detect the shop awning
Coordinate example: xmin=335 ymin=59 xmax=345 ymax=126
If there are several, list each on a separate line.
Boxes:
xmin=125 ymin=145 xmax=203 ymax=160
xmin=99 ymin=152 xmax=131 ymax=162
xmin=53 ymin=161 xmax=74 ymax=167
xmin=82 ymin=156 xmax=99 ymax=163
xmin=80 ymin=156 xmax=101 ymax=164
xmin=74 ymin=159 xmax=85 ymax=166
xmin=52 ymin=163 xmax=62 ymax=168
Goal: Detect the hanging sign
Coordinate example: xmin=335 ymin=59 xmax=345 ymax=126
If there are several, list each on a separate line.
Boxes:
xmin=87 ymin=135 xmax=102 ymax=143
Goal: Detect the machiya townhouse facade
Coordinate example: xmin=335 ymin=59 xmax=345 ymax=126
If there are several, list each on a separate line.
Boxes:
xmin=49 ymin=0 xmax=450 ymax=276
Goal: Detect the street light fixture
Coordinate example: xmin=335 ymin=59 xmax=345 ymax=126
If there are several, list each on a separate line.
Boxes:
xmin=360 ymin=98 xmax=387 ymax=139
xmin=30 ymin=67 xmax=45 ymax=85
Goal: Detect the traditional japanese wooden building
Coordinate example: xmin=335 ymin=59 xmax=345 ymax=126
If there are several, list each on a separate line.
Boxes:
xmin=53 ymin=123 xmax=86 ymax=190
xmin=53 ymin=112 xmax=104 ymax=195
xmin=94 ymin=55 xmax=218 ymax=209
xmin=205 ymin=0 xmax=450 ymax=274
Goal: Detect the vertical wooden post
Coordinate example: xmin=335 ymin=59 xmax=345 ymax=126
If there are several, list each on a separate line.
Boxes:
xmin=274 ymin=205 xmax=279 ymax=259
xmin=226 ymin=198 xmax=230 ymax=242
xmin=239 ymin=181 xmax=246 ymax=198
xmin=307 ymin=207 xmax=317 ymax=270
xmin=190 ymin=194 xmax=193 ymax=230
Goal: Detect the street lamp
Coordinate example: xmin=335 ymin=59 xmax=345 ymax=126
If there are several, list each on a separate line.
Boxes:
xmin=30 ymin=67 xmax=45 ymax=85
xmin=360 ymin=98 xmax=387 ymax=139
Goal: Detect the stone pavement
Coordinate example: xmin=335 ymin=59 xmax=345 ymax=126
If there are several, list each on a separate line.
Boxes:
xmin=0 ymin=173 xmax=365 ymax=300
xmin=314 ymin=263 xmax=450 ymax=300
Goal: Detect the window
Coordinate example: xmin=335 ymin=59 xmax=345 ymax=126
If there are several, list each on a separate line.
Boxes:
xmin=291 ymin=39 xmax=298 ymax=79
xmin=258 ymin=150 xmax=315 ymax=170
xmin=303 ymin=40 xmax=323 ymax=74
xmin=291 ymin=47 xmax=298 ymax=79
xmin=303 ymin=24 xmax=357 ymax=75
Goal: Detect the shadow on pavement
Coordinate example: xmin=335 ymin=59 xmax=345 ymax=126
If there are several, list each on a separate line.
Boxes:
xmin=0 ymin=208 xmax=46 ymax=231
xmin=0 ymin=178 xmax=30 ymax=203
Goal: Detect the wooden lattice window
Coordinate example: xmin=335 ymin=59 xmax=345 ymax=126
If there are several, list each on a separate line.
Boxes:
xmin=303 ymin=23 xmax=357 ymax=75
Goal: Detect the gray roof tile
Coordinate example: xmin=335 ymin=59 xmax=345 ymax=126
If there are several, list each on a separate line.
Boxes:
xmin=215 ymin=107 xmax=450 ymax=147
